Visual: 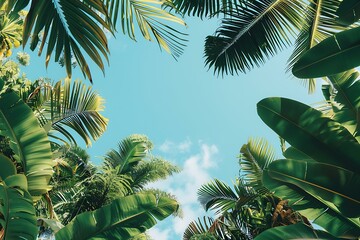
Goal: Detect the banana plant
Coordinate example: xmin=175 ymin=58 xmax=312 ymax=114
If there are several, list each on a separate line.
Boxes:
xmin=256 ymin=70 xmax=360 ymax=239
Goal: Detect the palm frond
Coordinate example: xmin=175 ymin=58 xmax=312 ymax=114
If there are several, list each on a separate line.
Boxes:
xmin=172 ymin=0 xmax=238 ymax=18
xmin=239 ymin=137 xmax=276 ymax=190
xmin=38 ymin=78 xmax=108 ymax=146
xmin=204 ymin=0 xmax=305 ymax=75
xmin=106 ymin=0 xmax=187 ymax=57
xmin=22 ymin=0 xmax=110 ymax=82
xmin=131 ymin=157 xmax=180 ymax=191
xmin=104 ymin=134 xmax=151 ymax=173
xmin=287 ymin=0 xmax=345 ymax=93
xmin=183 ymin=217 xmax=224 ymax=240
xmin=198 ymin=179 xmax=239 ymax=214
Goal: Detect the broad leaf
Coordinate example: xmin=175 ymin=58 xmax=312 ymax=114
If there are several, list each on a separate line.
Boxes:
xmin=0 ymin=174 xmax=38 ymax=240
xmin=55 ymin=193 xmax=179 ymax=240
xmin=292 ymin=26 xmax=360 ymax=78
xmin=0 ymin=154 xmax=16 ymax=180
xmin=267 ymin=159 xmax=360 ymax=218
xmin=263 ymin=170 xmax=360 ymax=238
xmin=286 ymin=0 xmax=344 ymax=93
xmin=204 ymin=0 xmax=305 ymax=75
xmin=336 ymin=0 xmax=360 ymax=25
xmin=327 ymin=70 xmax=360 ymax=137
xmin=282 ymin=146 xmax=313 ymax=161
xmin=255 ymin=223 xmax=337 ymax=239
xmin=257 ymin=97 xmax=360 ymax=170
xmin=0 ymin=79 xmax=53 ymax=200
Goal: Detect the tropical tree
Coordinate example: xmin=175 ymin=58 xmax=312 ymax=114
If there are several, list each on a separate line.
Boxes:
xmin=253 ymin=68 xmax=360 ymax=239
xmin=173 ymin=0 xmax=360 ymax=92
xmin=0 ymin=0 xmax=187 ymax=83
xmin=184 ymin=138 xmax=310 ymax=240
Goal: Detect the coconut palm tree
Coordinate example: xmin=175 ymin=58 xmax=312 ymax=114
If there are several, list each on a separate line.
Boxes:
xmin=0 ymin=0 xmax=187 ymax=82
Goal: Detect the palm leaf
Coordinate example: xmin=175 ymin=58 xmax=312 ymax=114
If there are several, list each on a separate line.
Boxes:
xmin=39 ymin=78 xmax=108 ymax=146
xmin=55 ymin=193 xmax=179 ymax=240
xmin=239 ymin=137 xmax=276 ymax=189
xmin=287 ymin=0 xmax=344 ymax=93
xmin=183 ymin=217 xmax=223 ymax=240
xmin=204 ymin=0 xmax=305 ymax=75
xmin=0 ymin=79 xmax=53 ymax=201
xmin=254 ymin=223 xmax=337 ymax=240
xmin=172 ymin=0 xmax=238 ymax=18
xmin=131 ymin=157 xmax=180 ymax=190
xmin=106 ymin=0 xmax=187 ymax=57
xmin=0 ymin=174 xmax=38 ymax=240
xmin=104 ymin=134 xmax=151 ymax=173
xmin=22 ymin=0 xmax=110 ymax=82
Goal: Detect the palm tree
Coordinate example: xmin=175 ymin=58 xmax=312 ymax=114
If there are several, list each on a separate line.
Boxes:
xmin=184 ymin=138 xmax=309 ymax=240
xmin=173 ymin=0 xmax=359 ymax=92
xmin=0 ymin=0 xmax=187 ymax=82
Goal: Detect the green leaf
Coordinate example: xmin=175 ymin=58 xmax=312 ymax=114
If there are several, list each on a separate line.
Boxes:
xmin=23 ymin=0 xmax=110 ymax=82
xmin=267 ymin=159 xmax=360 ymax=218
xmin=255 ymin=223 xmax=337 ymax=240
xmin=292 ymin=26 xmax=360 ymax=78
xmin=336 ymin=0 xmax=360 ymax=26
xmin=257 ymin=97 xmax=360 ymax=170
xmin=171 ymin=0 xmax=235 ymax=18
xmin=0 ymin=154 xmax=16 ymax=180
xmin=0 ymin=79 xmax=53 ymax=201
xmin=204 ymin=0 xmax=305 ymax=75
xmin=0 ymin=174 xmax=38 ymax=240
xmin=55 ymin=193 xmax=179 ymax=240
xmin=263 ymin=170 xmax=360 ymax=238
xmin=282 ymin=147 xmax=313 ymax=161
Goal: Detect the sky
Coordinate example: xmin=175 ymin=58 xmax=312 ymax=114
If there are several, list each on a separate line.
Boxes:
xmin=22 ymin=16 xmax=324 ymax=240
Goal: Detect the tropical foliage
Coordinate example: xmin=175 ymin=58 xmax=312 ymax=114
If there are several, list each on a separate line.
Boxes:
xmin=184 ymin=138 xmax=310 ymax=239
xmin=0 ymin=0 xmax=187 ymax=82
xmin=174 ymin=0 xmax=360 ymax=92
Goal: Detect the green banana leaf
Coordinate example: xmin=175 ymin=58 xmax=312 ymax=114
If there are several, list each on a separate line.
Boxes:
xmin=292 ymin=27 xmax=360 ymax=78
xmin=267 ymin=159 xmax=360 ymax=218
xmin=55 ymin=193 xmax=179 ymax=240
xmin=283 ymin=147 xmax=313 ymax=161
xmin=0 ymin=154 xmax=16 ymax=180
xmin=263 ymin=169 xmax=360 ymax=238
xmin=254 ymin=223 xmax=337 ymax=240
xmin=257 ymin=97 xmax=360 ymax=170
xmin=327 ymin=70 xmax=360 ymax=137
xmin=0 ymin=79 xmax=53 ymax=201
xmin=336 ymin=0 xmax=360 ymax=25
xmin=0 ymin=174 xmax=38 ymax=240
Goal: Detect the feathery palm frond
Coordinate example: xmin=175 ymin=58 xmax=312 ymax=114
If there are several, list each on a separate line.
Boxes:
xmin=131 ymin=157 xmax=180 ymax=191
xmin=171 ymin=0 xmax=238 ymax=18
xmin=19 ymin=0 xmax=110 ymax=83
xmin=104 ymin=134 xmax=151 ymax=172
xmin=183 ymin=217 xmax=225 ymax=240
xmin=287 ymin=0 xmax=346 ymax=93
xmin=106 ymin=0 xmax=187 ymax=57
xmin=239 ymin=138 xmax=276 ymax=190
xmin=38 ymin=78 xmax=108 ymax=146
xmin=204 ymin=0 xmax=305 ymax=75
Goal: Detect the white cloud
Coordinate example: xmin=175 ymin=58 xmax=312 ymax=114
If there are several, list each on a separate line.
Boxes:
xmin=148 ymin=142 xmax=219 ymax=239
xmin=158 ymin=139 xmax=192 ymax=154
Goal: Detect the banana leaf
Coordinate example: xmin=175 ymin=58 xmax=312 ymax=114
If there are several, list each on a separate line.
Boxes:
xmin=255 ymin=223 xmax=337 ymax=239
xmin=0 ymin=174 xmax=38 ymax=240
xmin=292 ymin=26 xmax=360 ymax=78
xmin=0 ymin=79 xmax=53 ymax=201
xmin=336 ymin=0 xmax=360 ymax=25
xmin=267 ymin=159 xmax=360 ymax=218
xmin=257 ymin=97 xmax=360 ymax=170
xmin=55 ymin=193 xmax=179 ymax=240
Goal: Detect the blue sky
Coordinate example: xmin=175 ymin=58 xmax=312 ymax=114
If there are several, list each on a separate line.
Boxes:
xmin=23 ymin=16 xmax=324 ymax=239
